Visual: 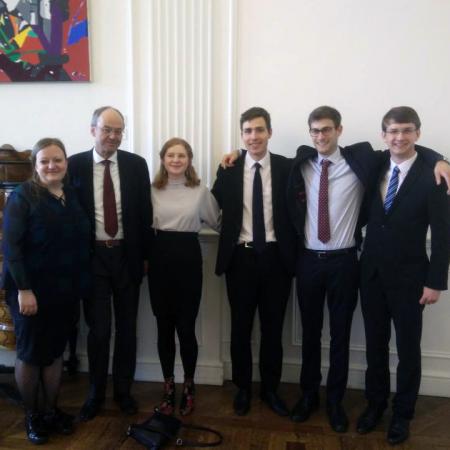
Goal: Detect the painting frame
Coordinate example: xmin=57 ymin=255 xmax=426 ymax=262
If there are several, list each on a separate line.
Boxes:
xmin=0 ymin=0 xmax=90 ymax=82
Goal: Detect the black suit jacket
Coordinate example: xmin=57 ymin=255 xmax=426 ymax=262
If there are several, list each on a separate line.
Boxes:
xmin=286 ymin=142 xmax=443 ymax=249
xmin=287 ymin=141 xmax=379 ymax=249
xmin=68 ymin=149 xmax=152 ymax=284
xmin=361 ymin=152 xmax=450 ymax=290
xmin=211 ymin=150 xmax=296 ymax=276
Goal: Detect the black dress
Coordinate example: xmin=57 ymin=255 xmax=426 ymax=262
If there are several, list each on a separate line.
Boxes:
xmin=1 ymin=181 xmax=91 ymax=366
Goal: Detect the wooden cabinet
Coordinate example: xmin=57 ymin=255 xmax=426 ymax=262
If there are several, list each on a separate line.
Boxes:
xmin=0 ymin=145 xmax=32 ymax=351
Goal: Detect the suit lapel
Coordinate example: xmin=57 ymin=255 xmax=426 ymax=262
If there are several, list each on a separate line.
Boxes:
xmin=270 ymin=153 xmax=280 ymax=218
xmin=234 ymin=152 xmax=245 ymax=225
xmin=83 ymin=150 xmax=95 ymax=221
xmin=117 ymin=150 xmax=128 ymax=220
xmin=388 ymin=157 xmax=422 ymax=215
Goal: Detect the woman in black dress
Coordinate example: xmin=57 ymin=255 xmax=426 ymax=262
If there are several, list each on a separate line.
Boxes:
xmin=2 ymin=138 xmax=90 ymax=445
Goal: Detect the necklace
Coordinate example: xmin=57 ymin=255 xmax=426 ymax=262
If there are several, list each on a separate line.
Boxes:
xmin=49 ymin=190 xmax=66 ymax=206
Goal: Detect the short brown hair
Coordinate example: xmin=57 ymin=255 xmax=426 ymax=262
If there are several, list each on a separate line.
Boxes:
xmin=382 ymin=106 xmax=421 ymax=132
xmin=240 ymin=107 xmax=272 ymax=132
xmin=308 ymin=106 xmax=342 ymax=128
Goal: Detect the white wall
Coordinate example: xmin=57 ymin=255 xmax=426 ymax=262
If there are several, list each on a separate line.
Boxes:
xmin=235 ymin=0 xmax=450 ymax=157
xmin=1 ymin=0 xmax=450 ymax=397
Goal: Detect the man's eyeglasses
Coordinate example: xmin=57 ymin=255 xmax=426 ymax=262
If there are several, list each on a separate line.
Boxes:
xmin=98 ymin=126 xmax=124 ymax=136
xmin=309 ymin=126 xmax=335 ymax=137
xmin=385 ymin=127 xmax=417 ymax=137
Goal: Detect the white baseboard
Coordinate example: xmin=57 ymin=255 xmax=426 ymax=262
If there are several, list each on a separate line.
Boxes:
xmin=223 ymin=359 xmax=450 ymax=398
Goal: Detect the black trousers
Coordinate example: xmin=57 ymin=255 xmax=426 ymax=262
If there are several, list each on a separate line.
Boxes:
xmin=360 ymin=270 xmax=424 ymax=420
xmin=296 ymin=249 xmax=359 ymax=405
xmin=147 ymin=231 xmax=202 ymax=380
xmin=225 ymin=243 xmax=292 ymax=392
xmin=83 ymin=244 xmax=140 ymax=400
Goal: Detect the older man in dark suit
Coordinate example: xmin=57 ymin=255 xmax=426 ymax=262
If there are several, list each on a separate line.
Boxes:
xmin=68 ymin=106 xmax=152 ymax=420
xmin=357 ymin=107 xmax=450 ymax=446
xmin=212 ymin=107 xmax=296 ymax=417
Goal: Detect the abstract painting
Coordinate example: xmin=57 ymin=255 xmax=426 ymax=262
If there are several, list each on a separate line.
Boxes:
xmin=0 ymin=0 xmax=89 ymax=82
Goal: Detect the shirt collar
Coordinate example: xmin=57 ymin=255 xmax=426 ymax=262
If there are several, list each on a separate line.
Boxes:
xmin=93 ymin=148 xmax=118 ymax=164
xmin=317 ymin=146 xmax=341 ymax=165
xmin=245 ymin=150 xmax=270 ymax=169
xmin=390 ymin=151 xmax=417 ymax=173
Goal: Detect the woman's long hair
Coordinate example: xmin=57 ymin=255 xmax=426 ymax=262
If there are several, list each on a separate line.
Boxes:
xmin=153 ymin=137 xmax=200 ymax=189
xmin=28 ymin=137 xmax=68 ymax=198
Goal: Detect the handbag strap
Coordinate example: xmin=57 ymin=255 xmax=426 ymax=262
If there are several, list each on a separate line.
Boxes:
xmin=129 ymin=422 xmax=177 ymax=441
xmin=176 ymin=423 xmax=223 ymax=447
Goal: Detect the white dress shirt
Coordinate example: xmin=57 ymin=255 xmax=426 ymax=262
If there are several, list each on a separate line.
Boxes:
xmin=239 ymin=151 xmax=276 ymax=244
xmin=93 ymin=149 xmax=124 ymax=240
xmin=380 ymin=152 xmax=418 ymax=200
xmin=301 ymin=147 xmax=364 ymax=250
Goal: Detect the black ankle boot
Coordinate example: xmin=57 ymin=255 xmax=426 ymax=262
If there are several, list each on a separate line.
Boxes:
xmin=25 ymin=412 xmax=49 ymax=445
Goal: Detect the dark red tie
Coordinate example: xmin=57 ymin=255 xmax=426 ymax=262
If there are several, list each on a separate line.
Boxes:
xmin=102 ymin=160 xmax=118 ymax=238
xmin=318 ymin=159 xmax=331 ymax=243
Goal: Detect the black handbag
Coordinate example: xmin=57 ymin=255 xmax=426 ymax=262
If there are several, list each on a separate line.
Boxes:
xmin=127 ymin=411 xmax=223 ymax=449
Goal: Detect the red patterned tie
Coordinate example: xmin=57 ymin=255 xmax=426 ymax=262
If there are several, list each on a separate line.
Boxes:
xmin=318 ymin=159 xmax=331 ymax=243
xmin=102 ymin=160 xmax=118 ymax=238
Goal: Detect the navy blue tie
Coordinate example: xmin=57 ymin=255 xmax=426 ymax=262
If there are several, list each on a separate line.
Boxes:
xmin=252 ymin=163 xmax=266 ymax=253
xmin=384 ymin=166 xmax=400 ymax=213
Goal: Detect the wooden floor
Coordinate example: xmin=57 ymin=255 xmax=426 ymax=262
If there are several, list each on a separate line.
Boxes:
xmin=1 ymin=372 xmax=450 ymax=449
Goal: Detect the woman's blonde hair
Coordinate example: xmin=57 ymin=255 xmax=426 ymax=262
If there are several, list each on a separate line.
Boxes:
xmin=153 ymin=137 xmax=200 ymax=189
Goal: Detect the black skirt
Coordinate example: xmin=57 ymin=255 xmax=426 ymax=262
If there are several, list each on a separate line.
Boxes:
xmin=147 ymin=230 xmax=202 ymax=319
xmin=7 ymin=289 xmax=79 ymax=366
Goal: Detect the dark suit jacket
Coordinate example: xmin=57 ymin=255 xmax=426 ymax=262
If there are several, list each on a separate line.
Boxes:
xmin=361 ymin=152 xmax=450 ymax=290
xmin=287 ymin=141 xmax=379 ymax=249
xmin=68 ymin=149 xmax=152 ymax=284
xmin=286 ymin=143 xmax=443 ymax=250
xmin=211 ymin=150 xmax=296 ymax=276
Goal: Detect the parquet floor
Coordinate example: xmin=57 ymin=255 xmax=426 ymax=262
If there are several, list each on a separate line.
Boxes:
xmin=1 ymin=372 xmax=450 ymax=449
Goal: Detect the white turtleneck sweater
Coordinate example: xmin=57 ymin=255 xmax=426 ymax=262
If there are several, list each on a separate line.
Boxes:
xmin=151 ymin=178 xmax=220 ymax=232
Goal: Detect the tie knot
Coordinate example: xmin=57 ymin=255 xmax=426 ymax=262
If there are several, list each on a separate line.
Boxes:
xmin=102 ymin=159 xmax=111 ymax=167
xmin=254 ymin=162 xmax=261 ymax=171
xmin=321 ymin=159 xmax=331 ymax=168
xmin=393 ymin=165 xmax=400 ymax=175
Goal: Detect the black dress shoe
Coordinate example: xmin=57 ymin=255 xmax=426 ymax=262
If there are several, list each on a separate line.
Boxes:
xmin=79 ymin=398 xmax=104 ymax=421
xmin=327 ymin=403 xmax=349 ymax=433
xmin=233 ymin=389 xmax=251 ymax=416
xmin=260 ymin=391 xmax=289 ymax=416
xmin=114 ymin=395 xmax=138 ymax=415
xmin=387 ymin=416 xmax=410 ymax=446
xmin=356 ymin=404 xmax=385 ymax=434
xmin=43 ymin=408 xmax=74 ymax=435
xmin=25 ymin=413 xmax=49 ymax=445
xmin=290 ymin=394 xmax=319 ymax=422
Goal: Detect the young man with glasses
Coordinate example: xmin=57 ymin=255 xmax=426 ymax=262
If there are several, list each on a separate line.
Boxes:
xmin=287 ymin=106 xmax=375 ymax=432
xmin=287 ymin=105 xmax=449 ymax=433
xmin=357 ymin=106 xmax=449 ymax=445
